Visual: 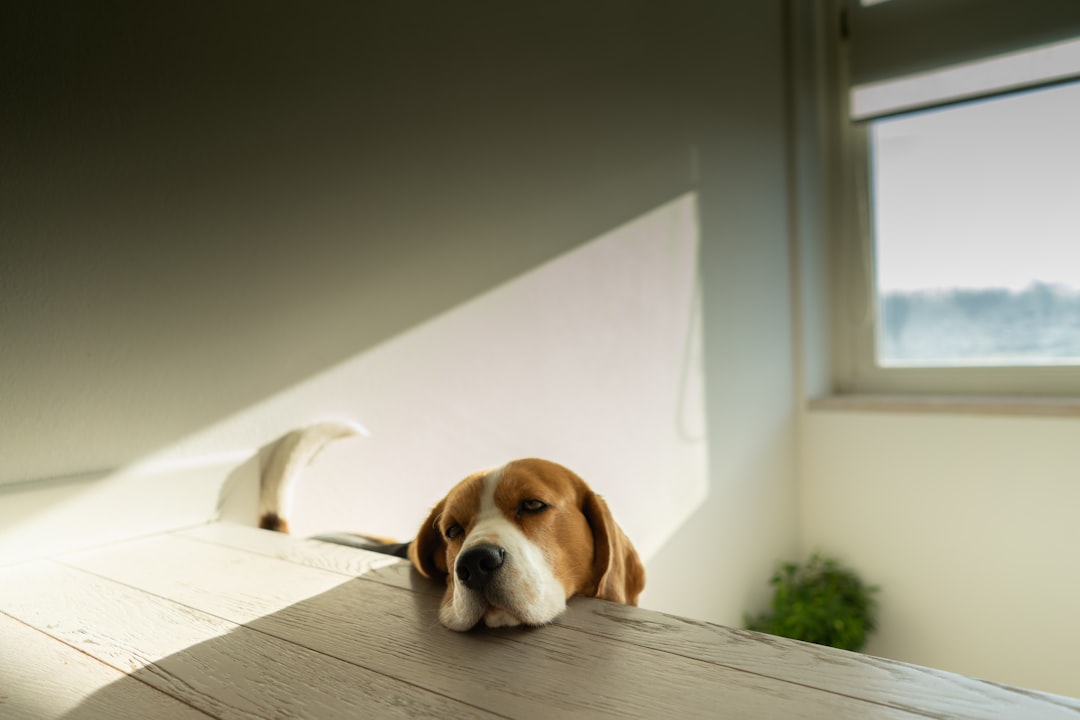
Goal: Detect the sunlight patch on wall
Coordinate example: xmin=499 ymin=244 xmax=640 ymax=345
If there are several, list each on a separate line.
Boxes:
xmin=199 ymin=192 xmax=706 ymax=558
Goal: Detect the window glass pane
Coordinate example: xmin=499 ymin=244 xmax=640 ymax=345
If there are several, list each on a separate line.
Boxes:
xmin=871 ymin=80 xmax=1080 ymax=367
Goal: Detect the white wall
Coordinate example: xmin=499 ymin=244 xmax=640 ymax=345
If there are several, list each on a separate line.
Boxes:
xmin=1 ymin=2 xmax=797 ymax=629
xmin=800 ymin=409 xmax=1080 ymax=698
xmin=2 ymin=1 xmax=699 ymax=486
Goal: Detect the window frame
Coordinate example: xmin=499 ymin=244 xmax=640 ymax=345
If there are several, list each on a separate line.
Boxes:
xmin=821 ymin=0 xmax=1080 ymax=399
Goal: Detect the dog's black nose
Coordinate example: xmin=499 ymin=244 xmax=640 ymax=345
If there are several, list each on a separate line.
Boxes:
xmin=456 ymin=544 xmax=506 ymax=590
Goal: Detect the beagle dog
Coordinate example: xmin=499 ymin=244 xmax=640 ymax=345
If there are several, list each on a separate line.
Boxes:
xmin=256 ymin=423 xmax=645 ymax=631
xmin=408 ymin=458 xmax=645 ymax=630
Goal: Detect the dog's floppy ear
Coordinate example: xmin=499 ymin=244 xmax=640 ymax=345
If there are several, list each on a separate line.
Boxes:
xmin=583 ymin=491 xmax=645 ymax=605
xmin=408 ymin=498 xmax=449 ymax=580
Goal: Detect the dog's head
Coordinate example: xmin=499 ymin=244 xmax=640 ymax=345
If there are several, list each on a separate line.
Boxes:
xmin=407 ymin=458 xmax=645 ymax=631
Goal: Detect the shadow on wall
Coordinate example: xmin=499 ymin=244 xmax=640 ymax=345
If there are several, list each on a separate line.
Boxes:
xmin=0 ymin=192 xmax=709 ymax=573
xmin=2 ymin=0 xmax=726 ymax=487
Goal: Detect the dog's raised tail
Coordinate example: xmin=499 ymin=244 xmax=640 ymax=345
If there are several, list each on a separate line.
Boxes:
xmin=258 ymin=419 xmax=367 ymax=533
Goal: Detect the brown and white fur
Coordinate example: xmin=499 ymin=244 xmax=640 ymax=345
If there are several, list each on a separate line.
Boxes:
xmin=258 ymin=422 xmax=645 ymax=631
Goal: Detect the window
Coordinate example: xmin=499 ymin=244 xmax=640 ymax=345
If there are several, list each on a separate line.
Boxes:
xmin=824 ymin=0 xmax=1080 ymax=397
xmin=872 ymin=81 xmax=1080 ymax=368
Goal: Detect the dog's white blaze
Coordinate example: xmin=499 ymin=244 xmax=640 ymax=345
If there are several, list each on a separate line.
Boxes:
xmin=440 ymin=465 xmax=567 ymax=630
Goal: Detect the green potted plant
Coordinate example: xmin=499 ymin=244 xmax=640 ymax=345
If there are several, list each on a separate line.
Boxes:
xmin=744 ymin=553 xmax=880 ymax=652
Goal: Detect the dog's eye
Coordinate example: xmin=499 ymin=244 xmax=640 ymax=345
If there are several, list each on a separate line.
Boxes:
xmin=518 ymin=499 xmax=548 ymax=515
xmin=445 ymin=523 xmax=464 ymax=540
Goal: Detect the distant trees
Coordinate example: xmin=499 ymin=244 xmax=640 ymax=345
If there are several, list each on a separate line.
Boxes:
xmin=879 ymin=283 xmax=1080 ymax=364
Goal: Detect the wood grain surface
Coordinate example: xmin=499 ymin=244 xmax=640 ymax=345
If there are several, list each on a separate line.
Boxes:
xmin=182 ymin=523 xmax=1080 ymax=720
xmin=1 ymin=523 xmax=1077 ymax=720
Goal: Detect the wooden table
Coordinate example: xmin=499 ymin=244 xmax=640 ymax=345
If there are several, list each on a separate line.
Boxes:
xmin=1 ymin=523 xmax=1077 ymax=719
